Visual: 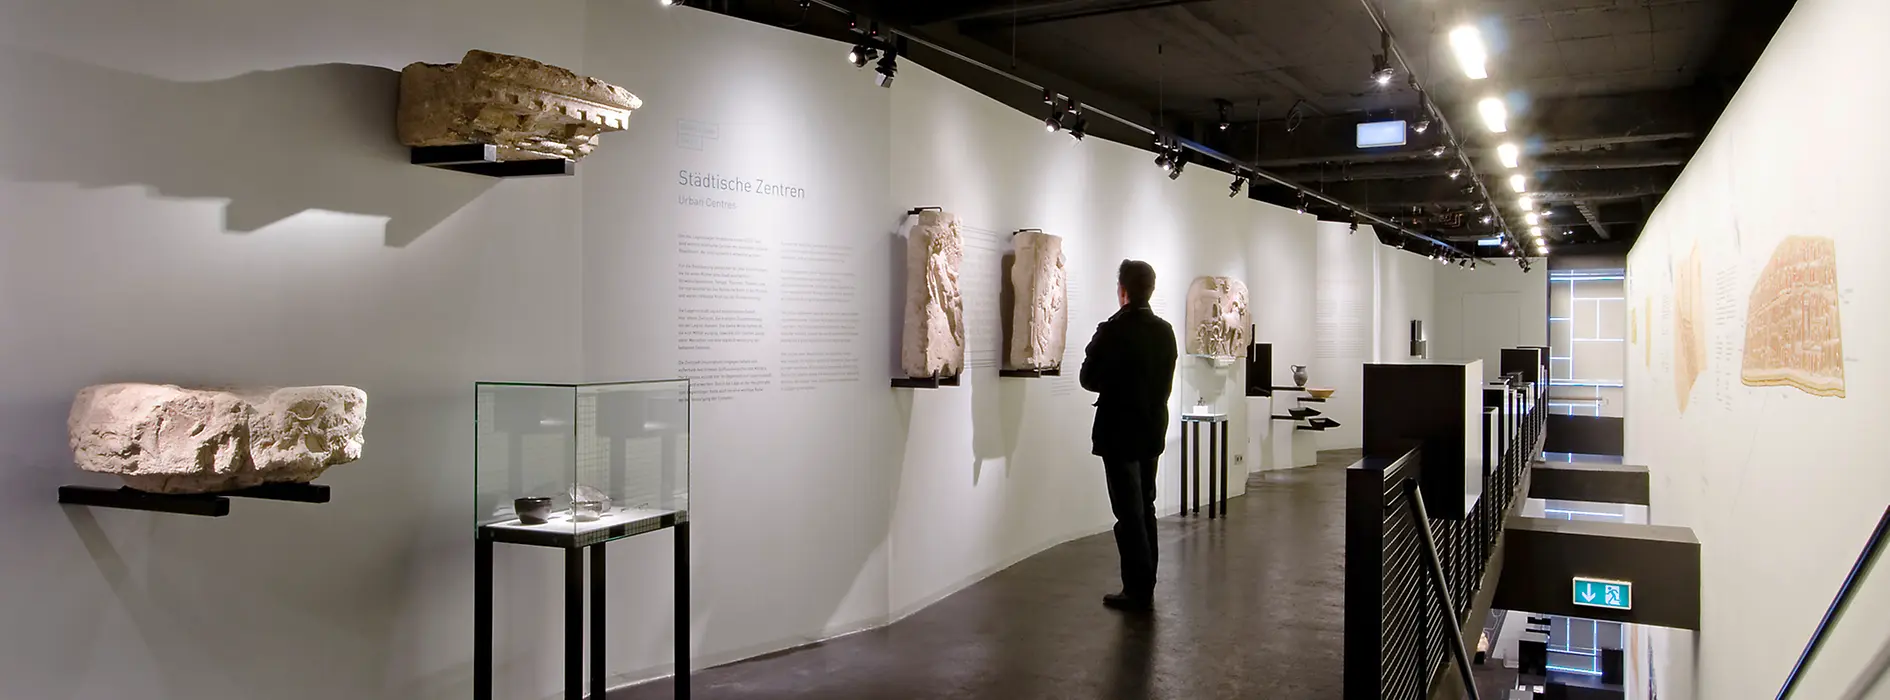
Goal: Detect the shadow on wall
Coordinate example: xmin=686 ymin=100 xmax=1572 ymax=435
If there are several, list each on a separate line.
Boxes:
xmin=0 ymin=48 xmax=495 ymax=246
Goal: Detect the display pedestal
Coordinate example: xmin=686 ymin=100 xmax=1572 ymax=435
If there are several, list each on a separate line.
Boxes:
xmin=1265 ymin=389 xmax=1324 ymax=469
xmin=1179 ymin=412 xmax=1230 ymax=518
xmin=475 ymin=518 xmax=689 ymax=700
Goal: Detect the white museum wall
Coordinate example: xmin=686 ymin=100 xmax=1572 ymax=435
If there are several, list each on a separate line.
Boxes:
xmin=0 ymin=1 xmax=1416 ymax=698
xmin=883 ymin=63 xmax=1273 ymax=620
xmin=1378 ymin=247 xmax=1438 ymax=367
xmin=576 ymin=2 xmax=898 ymax=685
xmin=1312 ymin=221 xmax=1379 ymax=449
xmin=1622 ymin=0 xmax=1890 ymax=696
xmin=0 ymin=1 xmax=591 ymax=699
xmin=1246 ymin=205 xmax=1319 ymax=471
xmin=1432 ymin=261 xmax=1549 ymax=379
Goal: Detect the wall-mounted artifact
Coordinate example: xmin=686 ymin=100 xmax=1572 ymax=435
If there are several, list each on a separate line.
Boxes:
xmin=1291 ymin=364 xmax=1309 ymax=388
xmin=902 ymin=210 xmax=966 ymax=379
xmin=1742 ymin=235 xmax=1845 ymax=397
xmin=1185 ymin=277 xmax=1251 ymax=358
xmin=69 ymin=383 xmax=367 ymax=494
xmin=1007 ymin=230 xmax=1068 ymax=371
xmin=398 ymin=50 xmax=642 ymax=163
xmin=514 ymin=497 xmax=554 ymax=525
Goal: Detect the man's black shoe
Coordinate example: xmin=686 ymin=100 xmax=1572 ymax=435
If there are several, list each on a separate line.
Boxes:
xmin=1103 ymin=592 xmax=1154 ymax=612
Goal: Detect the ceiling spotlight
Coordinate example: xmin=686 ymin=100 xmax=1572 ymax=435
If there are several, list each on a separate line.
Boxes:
xmin=1539 ymin=208 xmax=1552 ymax=218
xmin=1447 ymin=168 xmax=1463 ymax=179
xmin=1525 ymin=212 xmax=1540 ymax=226
xmin=1430 ymin=145 xmax=1449 ymax=158
xmin=1518 ymin=195 xmax=1535 ymax=211
xmin=1497 ymin=142 xmax=1520 ymax=169
xmin=1478 ymin=97 xmax=1508 ymax=133
xmin=1168 ymin=152 xmax=1188 ymax=180
xmin=1155 ymin=150 xmax=1171 ymax=171
xmin=1460 ymin=184 xmax=1477 ymax=194
xmin=1470 ymin=260 xmax=1478 ymax=270
xmin=1216 ymin=99 xmax=1233 ymax=131
xmin=1229 ymin=173 xmax=1248 ymax=198
xmin=1481 ymin=215 xmax=1493 ymax=225
xmin=661 ymin=0 xmax=682 ymax=5
xmin=1371 ymin=60 xmax=1395 ymax=86
xmin=1414 ymin=119 xmax=1432 ymax=134
xmin=1509 ymin=174 xmax=1527 ymax=193
xmin=874 ymin=51 xmax=897 ymax=88
xmin=848 ymin=43 xmax=876 ymax=68
xmin=1297 ymin=191 xmax=1308 ymax=214
xmin=1473 ymin=202 xmax=1488 ymax=212
xmin=1068 ymin=112 xmax=1088 ymax=141
xmin=1449 ymin=25 xmax=1488 ymax=80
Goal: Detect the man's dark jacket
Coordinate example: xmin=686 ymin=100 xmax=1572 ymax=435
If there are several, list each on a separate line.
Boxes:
xmin=1080 ymin=303 xmax=1178 ymax=459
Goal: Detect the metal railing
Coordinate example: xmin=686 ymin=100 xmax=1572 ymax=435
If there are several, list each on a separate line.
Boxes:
xmin=1407 ymin=478 xmax=1481 ymax=700
xmin=1777 ymin=505 xmax=1890 ymax=699
xmin=1344 ymin=379 xmax=1545 ymax=699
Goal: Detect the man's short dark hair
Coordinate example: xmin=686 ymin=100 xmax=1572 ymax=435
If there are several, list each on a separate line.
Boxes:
xmin=1118 ymin=259 xmax=1156 ymax=305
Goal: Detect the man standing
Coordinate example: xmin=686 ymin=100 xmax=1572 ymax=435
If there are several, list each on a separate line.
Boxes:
xmin=1080 ymin=259 xmax=1178 ymax=612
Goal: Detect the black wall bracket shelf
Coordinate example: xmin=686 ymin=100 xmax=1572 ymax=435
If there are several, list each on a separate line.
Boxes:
xmin=906 ymin=206 xmax=943 ymax=216
xmin=892 ymin=374 xmax=962 ymax=389
xmin=999 ymin=368 xmax=1061 ymax=378
xmin=57 ymin=483 xmax=331 ymax=517
xmin=411 ymin=145 xmax=575 ymax=178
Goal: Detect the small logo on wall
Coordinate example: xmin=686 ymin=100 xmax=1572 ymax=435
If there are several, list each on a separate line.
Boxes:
xmin=677 ymin=119 xmax=720 ymax=151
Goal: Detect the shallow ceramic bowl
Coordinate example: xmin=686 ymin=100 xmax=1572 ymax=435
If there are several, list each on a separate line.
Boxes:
xmin=1306 ymin=387 xmax=1336 ymax=399
xmin=514 ymin=497 xmax=554 ymax=525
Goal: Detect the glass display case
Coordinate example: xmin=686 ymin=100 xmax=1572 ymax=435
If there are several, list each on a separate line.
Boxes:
xmin=1182 ymin=353 xmax=1240 ymax=417
xmin=475 ymin=379 xmax=689 ymax=548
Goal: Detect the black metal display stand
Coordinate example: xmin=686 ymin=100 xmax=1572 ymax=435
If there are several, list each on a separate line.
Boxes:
xmin=57 ymin=482 xmax=331 ymax=517
xmin=890 ymin=374 xmax=961 ymax=389
xmin=410 ymin=144 xmax=576 ymax=178
xmin=998 ymin=368 xmax=1061 ymax=378
xmin=475 ymin=517 xmax=689 ymax=700
xmin=1178 ymin=414 xmax=1231 ymax=519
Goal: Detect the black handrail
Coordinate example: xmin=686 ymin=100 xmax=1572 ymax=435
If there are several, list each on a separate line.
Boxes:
xmin=1777 ymin=505 xmax=1890 ymax=699
xmin=1404 ymin=478 xmax=1481 ymax=700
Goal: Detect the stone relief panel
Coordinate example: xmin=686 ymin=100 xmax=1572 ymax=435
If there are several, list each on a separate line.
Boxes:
xmin=901 ymin=210 xmax=966 ymax=379
xmin=398 ymin=49 xmax=642 ymax=162
xmin=70 ymin=384 xmax=367 ymax=494
xmin=1185 ymin=276 xmax=1252 ymax=358
xmin=1007 ymin=230 xmax=1068 ymax=371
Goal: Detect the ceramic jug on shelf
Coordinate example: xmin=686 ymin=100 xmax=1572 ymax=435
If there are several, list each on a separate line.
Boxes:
xmin=1291 ymin=365 xmax=1309 ymax=388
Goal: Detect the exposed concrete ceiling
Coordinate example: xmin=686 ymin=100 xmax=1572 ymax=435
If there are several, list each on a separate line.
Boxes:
xmin=701 ymin=0 xmax=1795 ymax=255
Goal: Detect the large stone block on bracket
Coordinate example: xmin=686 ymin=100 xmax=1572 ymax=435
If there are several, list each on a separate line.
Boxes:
xmin=398 ymin=49 xmax=643 ymax=162
xmin=901 ymin=210 xmax=965 ymax=379
xmin=1007 ymin=230 xmax=1068 ymax=371
xmin=69 ymin=383 xmax=367 ymax=494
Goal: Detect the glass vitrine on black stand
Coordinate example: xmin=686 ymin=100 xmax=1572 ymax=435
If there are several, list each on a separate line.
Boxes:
xmin=474 ymin=379 xmax=691 ymax=700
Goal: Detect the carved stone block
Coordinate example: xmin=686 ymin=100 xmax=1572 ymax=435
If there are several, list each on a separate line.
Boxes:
xmin=1007 ymin=230 xmax=1068 ymax=371
xmin=901 ymin=211 xmax=966 ymax=378
xmin=1185 ymin=276 xmax=1251 ymax=357
xmin=398 ymin=50 xmax=642 ymax=162
xmin=69 ymin=383 xmax=367 ymax=494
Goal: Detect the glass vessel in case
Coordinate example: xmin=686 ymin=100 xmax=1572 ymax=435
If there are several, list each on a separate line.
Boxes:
xmin=475 ymin=379 xmax=690 ymax=547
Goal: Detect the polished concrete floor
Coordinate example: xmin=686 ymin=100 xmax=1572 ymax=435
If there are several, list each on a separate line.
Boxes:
xmin=617 ymin=450 xmax=1360 ymax=700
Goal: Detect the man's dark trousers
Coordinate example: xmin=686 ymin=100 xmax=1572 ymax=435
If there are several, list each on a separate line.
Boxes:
xmin=1104 ymin=456 xmax=1158 ymax=600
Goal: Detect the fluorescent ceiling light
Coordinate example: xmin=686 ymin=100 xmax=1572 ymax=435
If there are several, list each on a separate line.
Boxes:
xmin=1518 ymin=195 xmax=1535 ymax=211
xmin=1509 ymin=174 xmax=1527 ymax=193
xmin=1478 ymin=237 xmax=1503 ymax=246
xmin=1525 ymin=212 xmax=1540 ymax=225
xmin=1449 ymin=26 xmax=1489 ymax=80
xmin=1497 ymin=142 xmax=1520 ymax=168
xmin=1478 ymin=97 xmax=1507 ymax=133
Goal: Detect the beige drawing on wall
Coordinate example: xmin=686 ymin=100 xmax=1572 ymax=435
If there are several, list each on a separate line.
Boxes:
xmin=1673 ymin=244 xmax=1706 ymax=412
xmin=1643 ymin=295 xmax=1652 ymax=366
xmin=1741 ymin=236 xmax=1845 ymax=397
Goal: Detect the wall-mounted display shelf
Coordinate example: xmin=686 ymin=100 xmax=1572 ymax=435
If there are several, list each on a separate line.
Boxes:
xmin=410 ymin=144 xmax=576 ymax=177
xmin=999 ymin=368 xmax=1061 ymax=378
xmin=56 ymin=482 xmax=332 ymax=517
xmin=892 ymin=374 xmax=961 ymax=389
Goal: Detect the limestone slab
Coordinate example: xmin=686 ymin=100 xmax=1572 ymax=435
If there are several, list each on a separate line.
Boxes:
xmin=398 ymin=50 xmax=642 ymax=162
xmin=1185 ymin=276 xmax=1251 ymax=357
xmin=901 ymin=210 xmax=966 ymax=379
xmin=69 ymin=383 xmax=367 ymax=494
xmin=1007 ymin=230 xmax=1068 ymax=371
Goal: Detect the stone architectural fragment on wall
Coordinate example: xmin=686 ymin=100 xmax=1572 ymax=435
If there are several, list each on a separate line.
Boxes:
xmin=69 ymin=383 xmax=367 ymax=494
xmin=1007 ymin=230 xmax=1068 ymax=371
xmin=1185 ymin=276 xmax=1252 ymax=357
xmin=398 ymin=49 xmax=642 ymax=162
xmin=901 ymin=210 xmax=966 ymax=379
xmin=1742 ymin=235 xmax=1845 ymax=397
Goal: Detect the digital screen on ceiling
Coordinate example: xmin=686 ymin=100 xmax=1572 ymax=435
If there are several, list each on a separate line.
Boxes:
xmin=1356 ymin=120 xmax=1407 ymax=148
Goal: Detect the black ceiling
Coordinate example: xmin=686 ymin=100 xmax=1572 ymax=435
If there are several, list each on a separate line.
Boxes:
xmin=703 ymin=0 xmax=1795 ymax=255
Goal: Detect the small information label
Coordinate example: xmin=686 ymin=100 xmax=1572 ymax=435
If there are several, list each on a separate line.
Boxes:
xmin=1573 ymin=576 xmax=1632 ymax=611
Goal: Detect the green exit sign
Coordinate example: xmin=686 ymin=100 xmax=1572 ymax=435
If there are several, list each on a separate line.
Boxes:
xmin=1573 ymin=577 xmax=1632 ymax=611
